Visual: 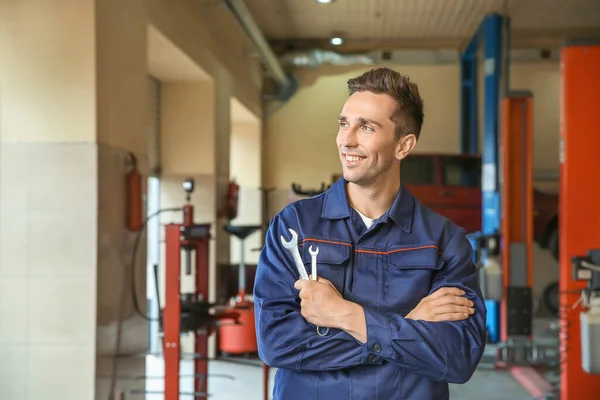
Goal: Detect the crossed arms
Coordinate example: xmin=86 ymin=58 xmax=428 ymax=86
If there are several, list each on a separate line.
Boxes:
xmin=253 ymin=215 xmax=487 ymax=384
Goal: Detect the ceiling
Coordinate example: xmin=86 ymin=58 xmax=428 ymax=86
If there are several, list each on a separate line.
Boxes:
xmin=245 ymin=0 xmax=600 ymax=53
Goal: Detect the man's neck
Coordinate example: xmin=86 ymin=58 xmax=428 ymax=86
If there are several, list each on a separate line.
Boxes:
xmin=346 ymin=176 xmax=401 ymax=219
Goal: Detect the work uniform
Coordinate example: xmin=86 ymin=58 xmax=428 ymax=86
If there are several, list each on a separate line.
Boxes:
xmin=254 ymin=178 xmax=487 ymax=400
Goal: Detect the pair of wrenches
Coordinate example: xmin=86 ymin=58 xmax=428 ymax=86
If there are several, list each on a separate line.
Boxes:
xmin=280 ymin=228 xmax=329 ymax=336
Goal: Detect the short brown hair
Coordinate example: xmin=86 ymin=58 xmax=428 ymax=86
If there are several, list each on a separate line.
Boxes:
xmin=347 ymin=67 xmax=424 ymax=140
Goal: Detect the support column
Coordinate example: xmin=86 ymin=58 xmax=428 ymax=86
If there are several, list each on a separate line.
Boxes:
xmin=214 ymin=66 xmax=232 ymax=269
xmin=480 ymin=13 xmax=505 ymax=345
xmin=481 ymin=14 xmax=503 ymax=242
xmin=95 ymin=0 xmax=148 ymax=398
xmin=460 ymin=40 xmax=479 ymax=155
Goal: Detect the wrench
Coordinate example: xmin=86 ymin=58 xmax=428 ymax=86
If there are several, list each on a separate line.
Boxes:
xmin=280 ymin=230 xmax=329 ymax=336
xmin=309 ymin=246 xmax=319 ymax=281
xmin=307 ymin=245 xmax=329 ymax=336
xmin=280 ymin=228 xmax=309 ymax=280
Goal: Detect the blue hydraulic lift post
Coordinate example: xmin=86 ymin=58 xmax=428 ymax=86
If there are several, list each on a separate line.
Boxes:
xmin=460 ymin=37 xmax=479 ymax=155
xmin=463 ymin=13 xmax=506 ymax=343
xmin=462 ymin=30 xmax=480 ymax=272
xmin=481 ymin=13 xmax=504 ymax=344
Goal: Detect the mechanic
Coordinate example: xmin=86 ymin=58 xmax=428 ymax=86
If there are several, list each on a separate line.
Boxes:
xmin=254 ymin=67 xmax=487 ymax=400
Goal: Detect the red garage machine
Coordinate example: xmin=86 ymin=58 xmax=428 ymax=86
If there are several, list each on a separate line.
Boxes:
xmin=162 ymin=179 xmax=239 ymax=400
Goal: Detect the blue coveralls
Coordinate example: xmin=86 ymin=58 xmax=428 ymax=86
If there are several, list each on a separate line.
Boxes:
xmin=254 ymin=179 xmax=487 ymax=400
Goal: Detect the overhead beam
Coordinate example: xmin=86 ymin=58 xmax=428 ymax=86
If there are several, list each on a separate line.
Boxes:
xmin=267 ymin=27 xmax=600 ymax=54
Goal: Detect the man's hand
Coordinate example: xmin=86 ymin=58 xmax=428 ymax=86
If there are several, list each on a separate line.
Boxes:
xmin=406 ymin=287 xmax=475 ymax=322
xmin=294 ymin=277 xmax=351 ymax=329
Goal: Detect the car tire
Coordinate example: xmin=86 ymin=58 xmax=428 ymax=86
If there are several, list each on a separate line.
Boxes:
xmin=543 ymin=281 xmax=560 ymax=316
xmin=548 ymin=225 xmax=559 ymax=260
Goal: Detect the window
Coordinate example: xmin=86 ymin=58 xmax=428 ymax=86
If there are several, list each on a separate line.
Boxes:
xmin=401 ymin=155 xmax=435 ymax=185
xmin=439 ymin=156 xmax=481 ymax=187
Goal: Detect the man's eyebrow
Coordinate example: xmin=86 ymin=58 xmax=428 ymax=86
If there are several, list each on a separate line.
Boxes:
xmin=337 ymin=115 xmax=383 ymax=127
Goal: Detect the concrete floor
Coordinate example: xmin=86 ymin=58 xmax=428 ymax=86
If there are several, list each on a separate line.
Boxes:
xmin=134 ymin=353 xmax=537 ymax=400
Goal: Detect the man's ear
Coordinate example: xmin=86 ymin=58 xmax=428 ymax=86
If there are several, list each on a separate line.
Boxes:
xmin=395 ymin=134 xmax=417 ymax=161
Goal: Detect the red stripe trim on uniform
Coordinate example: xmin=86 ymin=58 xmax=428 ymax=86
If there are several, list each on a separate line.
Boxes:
xmin=301 ymin=239 xmax=439 ymax=255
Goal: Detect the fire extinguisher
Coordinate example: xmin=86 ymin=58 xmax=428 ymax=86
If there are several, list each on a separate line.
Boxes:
xmin=126 ymin=152 xmax=143 ymax=232
xmin=219 ymin=179 xmax=240 ymax=220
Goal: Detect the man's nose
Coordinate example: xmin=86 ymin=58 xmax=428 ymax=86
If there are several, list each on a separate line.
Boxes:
xmin=338 ymin=127 xmax=358 ymax=147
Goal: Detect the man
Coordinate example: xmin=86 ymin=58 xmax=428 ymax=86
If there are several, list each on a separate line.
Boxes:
xmin=254 ymin=67 xmax=487 ymax=399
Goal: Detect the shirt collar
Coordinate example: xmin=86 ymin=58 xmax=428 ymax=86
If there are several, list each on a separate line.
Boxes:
xmin=321 ymin=178 xmax=414 ymax=233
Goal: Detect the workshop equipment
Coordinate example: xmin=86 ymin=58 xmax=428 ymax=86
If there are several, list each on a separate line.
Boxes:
xmin=163 ymin=179 xmax=240 ymax=400
xmin=498 ymin=92 xmax=534 ymax=358
xmin=219 ymin=224 xmax=262 ymax=355
xmin=219 ymin=179 xmax=240 ymax=220
xmin=472 ymin=91 xmax=535 ymax=362
xmin=558 ymin=42 xmax=600 ymax=399
xmin=125 ymin=152 xmax=143 ymax=232
xmin=572 ymin=249 xmax=600 ymax=375
xmin=460 ymin=13 xmax=508 ymax=344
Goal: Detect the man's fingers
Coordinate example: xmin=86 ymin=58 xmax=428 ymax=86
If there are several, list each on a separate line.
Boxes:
xmin=319 ymin=277 xmax=337 ymax=290
xmin=431 ymin=295 xmax=474 ymax=308
xmin=294 ymin=280 xmax=306 ymax=290
xmin=426 ymin=287 xmax=465 ymax=300
xmin=434 ymin=312 xmax=470 ymax=322
xmin=433 ymin=305 xmax=475 ymax=315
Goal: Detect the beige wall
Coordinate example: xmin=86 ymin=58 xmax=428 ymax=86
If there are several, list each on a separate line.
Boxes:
xmin=0 ymin=0 xmax=262 ymax=398
xmin=231 ymin=122 xmax=262 ymax=188
xmin=0 ymin=1 xmax=99 ymax=399
xmin=230 ymin=120 xmax=263 ymax=264
xmin=96 ymin=0 xmax=148 ymax=155
xmin=161 ymin=82 xmax=216 ymax=175
xmin=0 ymin=0 xmax=96 ymax=143
xmin=0 ymin=142 xmax=98 ymax=400
xmin=263 ymin=60 xmax=561 ymax=214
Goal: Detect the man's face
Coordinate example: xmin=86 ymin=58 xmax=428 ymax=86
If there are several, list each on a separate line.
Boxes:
xmin=336 ymin=91 xmax=415 ymax=187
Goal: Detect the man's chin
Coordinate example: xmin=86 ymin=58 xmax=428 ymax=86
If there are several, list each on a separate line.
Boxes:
xmin=343 ymin=173 xmax=365 ymax=186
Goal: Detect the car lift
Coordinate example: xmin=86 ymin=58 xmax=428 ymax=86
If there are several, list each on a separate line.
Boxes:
xmin=462 ymin=14 xmax=600 ymax=399
xmin=461 ymin=12 xmax=508 ymax=346
xmin=557 ymin=42 xmax=600 ymax=399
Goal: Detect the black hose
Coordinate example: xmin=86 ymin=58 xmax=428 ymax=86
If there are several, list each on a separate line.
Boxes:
xmin=130 ymin=207 xmax=182 ymax=322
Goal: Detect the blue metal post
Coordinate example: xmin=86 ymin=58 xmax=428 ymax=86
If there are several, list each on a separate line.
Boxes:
xmin=460 ymin=38 xmax=479 ymax=154
xmin=482 ymin=13 xmax=503 ymax=244
xmin=481 ymin=13 xmax=504 ymax=344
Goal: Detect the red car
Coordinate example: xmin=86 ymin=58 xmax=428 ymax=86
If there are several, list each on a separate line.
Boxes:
xmin=401 ymin=153 xmax=559 ymax=259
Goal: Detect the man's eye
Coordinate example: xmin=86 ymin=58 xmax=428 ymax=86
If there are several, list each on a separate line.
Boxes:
xmin=339 ymin=122 xmax=349 ymax=127
xmin=363 ymin=125 xmax=374 ymax=131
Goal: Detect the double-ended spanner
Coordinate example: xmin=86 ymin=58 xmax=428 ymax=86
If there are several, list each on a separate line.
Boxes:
xmin=280 ymin=228 xmax=309 ymax=280
xmin=280 ymin=229 xmax=329 ymax=336
xmin=309 ymin=245 xmax=319 ymax=281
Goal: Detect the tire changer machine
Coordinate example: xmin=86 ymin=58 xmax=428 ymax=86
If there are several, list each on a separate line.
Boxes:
xmin=161 ymin=178 xmax=241 ymax=400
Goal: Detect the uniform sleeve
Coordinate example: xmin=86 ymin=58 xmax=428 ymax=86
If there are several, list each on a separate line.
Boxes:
xmin=254 ymin=214 xmax=376 ymax=371
xmin=360 ymin=227 xmax=487 ymax=384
